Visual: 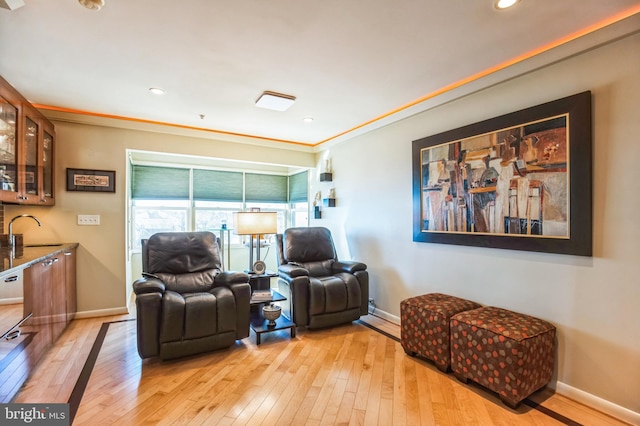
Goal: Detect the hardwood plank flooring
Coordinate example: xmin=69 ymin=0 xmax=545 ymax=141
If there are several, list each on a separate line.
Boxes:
xmin=13 ymin=312 xmax=631 ymax=425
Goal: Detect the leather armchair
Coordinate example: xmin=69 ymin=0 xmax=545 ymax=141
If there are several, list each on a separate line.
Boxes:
xmin=275 ymin=227 xmax=368 ymax=329
xmin=132 ymin=232 xmax=251 ymax=360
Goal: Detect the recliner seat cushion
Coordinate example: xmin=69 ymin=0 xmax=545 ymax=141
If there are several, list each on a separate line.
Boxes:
xmin=309 ymin=273 xmax=361 ymax=315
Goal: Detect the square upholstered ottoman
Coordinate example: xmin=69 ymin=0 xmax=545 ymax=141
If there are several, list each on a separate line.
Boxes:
xmin=450 ymin=306 xmax=556 ymax=408
xmin=400 ymin=293 xmax=481 ymax=372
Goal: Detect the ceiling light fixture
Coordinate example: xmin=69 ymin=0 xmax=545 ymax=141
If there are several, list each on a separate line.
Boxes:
xmin=494 ymin=0 xmax=519 ymax=9
xmin=78 ymin=0 xmax=105 ymax=10
xmin=0 ymin=0 xmax=26 ymax=11
xmin=149 ymin=87 xmax=165 ymax=95
xmin=255 ymin=91 xmax=296 ymax=112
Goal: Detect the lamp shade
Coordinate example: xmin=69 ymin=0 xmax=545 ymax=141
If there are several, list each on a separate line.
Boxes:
xmin=233 ymin=212 xmax=277 ymax=235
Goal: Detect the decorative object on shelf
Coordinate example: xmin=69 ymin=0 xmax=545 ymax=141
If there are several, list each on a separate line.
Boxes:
xmin=252 ymin=289 xmax=272 ymax=302
xmin=66 ymin=168 xmax=116 ymax=193
xmin=320 ymin=158 xmax=333 ymax=181
xmin=412 ymin=91 xmax=592 ymax=256
xmin=233 ymin=211 xmax=277 ymax=273
xmin=253 ymin=260 xmax=266 ymax=275
xmin=262 ymin=303 xmax=282 ymax=326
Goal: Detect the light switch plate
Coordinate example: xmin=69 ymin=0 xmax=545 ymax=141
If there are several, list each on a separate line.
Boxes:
xmin=78 ymin=214 xmax=100 ymax=225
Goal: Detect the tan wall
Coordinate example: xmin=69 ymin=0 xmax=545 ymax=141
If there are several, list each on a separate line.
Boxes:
xmin=4 ymin=125 xmax=315 ymax=315
xmin=311 ymin=32 xmax=640 ymax=415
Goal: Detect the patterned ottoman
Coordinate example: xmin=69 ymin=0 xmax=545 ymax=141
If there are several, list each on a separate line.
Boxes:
xmin=400 ymin=293 xmax=482 ymax=372
xmin=450 ymin=306 xmax=556 ymax=408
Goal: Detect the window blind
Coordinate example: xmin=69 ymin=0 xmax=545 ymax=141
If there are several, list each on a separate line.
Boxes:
xmin=288 ymin=171 xmax=308 ymax=202
xmin=245 ymin=173 xmax=288 ymax=203
xmin=193 ymin=169 xmax=243 ymax=201
xmin=131 ymin=165 xmax=190 ymax=199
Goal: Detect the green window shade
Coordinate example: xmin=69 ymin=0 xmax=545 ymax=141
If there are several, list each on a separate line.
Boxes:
xmin=193 ymin=169 xmax=243 ymax=201
xmin=245 ymin=173 xmax=287 ymax=203
xmin=288 ymin=171 xmax=308 ymax=202
xmin=131 ymin=165 xmax=189 ymax=199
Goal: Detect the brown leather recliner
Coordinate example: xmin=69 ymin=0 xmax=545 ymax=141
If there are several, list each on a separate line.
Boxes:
xmin=275 ymin=227 xmax=369 ymax=329
xmin=132 ymin=231 xmax=251 ymax=360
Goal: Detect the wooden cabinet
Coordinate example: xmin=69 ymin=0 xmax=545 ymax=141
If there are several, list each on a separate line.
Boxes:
xmin=0 ymin=75 xmax=55 ymax=205
xmin=24 ymin=250 xmax=75 ymax=343
xmin=0 ymin=247 xmax=77 ymax=402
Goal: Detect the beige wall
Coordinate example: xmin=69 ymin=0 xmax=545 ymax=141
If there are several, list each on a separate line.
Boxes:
xmin=4 ymin=125 xmax=315 ymax=315
xmin=311 ymin=33 xmax=640 ymax=417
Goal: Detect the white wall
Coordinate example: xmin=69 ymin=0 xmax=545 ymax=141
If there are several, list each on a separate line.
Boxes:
xmin=312 ymin=33 xmax=640 ymax=418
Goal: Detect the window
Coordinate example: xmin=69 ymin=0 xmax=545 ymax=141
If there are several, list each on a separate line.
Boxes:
xmin=130 ymin=166 xmax=308 ymax=250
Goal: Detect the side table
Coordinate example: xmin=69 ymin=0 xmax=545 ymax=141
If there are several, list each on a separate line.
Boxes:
xmin=248 ymin=271 xmax=277 ymax=292
xmin=250 ymin=289 xmax=296 ymax=345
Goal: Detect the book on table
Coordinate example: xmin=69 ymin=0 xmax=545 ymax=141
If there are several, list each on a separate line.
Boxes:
xmin=252 ymin=289 xmax=272 ymax=301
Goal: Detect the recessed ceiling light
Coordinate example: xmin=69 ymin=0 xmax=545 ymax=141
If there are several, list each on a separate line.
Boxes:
xmin=78 ymin=0 xmax=105 ymax=11
xmin=255 ymin=91 xmax=296 ymax=111
xmin=494 ymin=0 xmax=519 ymax=9
xmin=303 ymin=117 xmax=314 ymax=123
xmin=149 ymin=87 xmax=165 ymax=95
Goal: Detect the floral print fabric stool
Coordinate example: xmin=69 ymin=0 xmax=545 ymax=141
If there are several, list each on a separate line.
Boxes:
xmin=400 ymin=293 xmax=481 ymax=372
xmin=450 ymin=306 xmax=556 ymax=408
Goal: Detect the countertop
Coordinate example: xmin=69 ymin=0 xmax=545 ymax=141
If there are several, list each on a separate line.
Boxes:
xmin=0 ymin=243 xmax=79 ymax=275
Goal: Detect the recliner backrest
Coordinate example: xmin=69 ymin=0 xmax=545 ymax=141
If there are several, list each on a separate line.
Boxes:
xmin=282 ymin=227 xmax=337 ymax=276
xmin=143 ymin=232 xmax=222 ymax=293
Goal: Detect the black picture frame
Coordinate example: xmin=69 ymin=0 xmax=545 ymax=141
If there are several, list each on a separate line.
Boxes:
xmin=412 ymin=91 xmax=592 ymax=256
xmin=66 ymin=168 xmax=116 ymax=193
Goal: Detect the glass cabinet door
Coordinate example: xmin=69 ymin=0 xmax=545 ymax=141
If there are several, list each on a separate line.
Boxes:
xmin=43 ymin=130 xmax=53 ymax=199
xmin=24 ymin=116 xmax=39 ymax=196
xmin=0 ymin=95 xmax=18 ymax=193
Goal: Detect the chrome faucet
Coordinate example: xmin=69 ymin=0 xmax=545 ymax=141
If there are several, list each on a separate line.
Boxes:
xmin=8 ymin=214 xmax=41 ymax=247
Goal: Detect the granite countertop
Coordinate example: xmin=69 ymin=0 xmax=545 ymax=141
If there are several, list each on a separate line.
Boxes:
xmin=0 ymin=243 xmax=79 ymax=275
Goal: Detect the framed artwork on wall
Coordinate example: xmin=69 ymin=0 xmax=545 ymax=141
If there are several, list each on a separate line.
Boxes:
xmin=412 ymin=91 xmax=592 ymax=256
xmin=66 ymin=168 xmax=116 ymax=193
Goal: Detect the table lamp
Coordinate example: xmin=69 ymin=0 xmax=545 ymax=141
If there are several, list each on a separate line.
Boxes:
xmin=233 ymin=211 xmax=277 ymax=274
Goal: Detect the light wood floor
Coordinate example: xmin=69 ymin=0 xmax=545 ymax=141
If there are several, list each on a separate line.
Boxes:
xmin=14 ymin=312 xmax=630 ymax=425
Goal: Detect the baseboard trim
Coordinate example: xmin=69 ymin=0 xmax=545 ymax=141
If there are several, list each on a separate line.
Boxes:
xmin=372 ymin=307 xmax=638 ymax=424
xmin=369 ymin=307 xmax=399 ymax=325
xmin=555 ymin=382 xmax=639 ymax=425
xmin=74 ymin=307 xmax=129 ymax=319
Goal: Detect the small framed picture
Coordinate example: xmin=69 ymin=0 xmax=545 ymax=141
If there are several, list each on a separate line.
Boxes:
xmin=66 ymin=168 xmax=116 ymax=193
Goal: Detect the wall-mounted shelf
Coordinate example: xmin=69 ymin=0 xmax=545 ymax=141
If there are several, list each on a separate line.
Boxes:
xmin=323 ymin=198 xmax=336 ymax=207
xmin=319 ymin=172 xmax=333 ymax=182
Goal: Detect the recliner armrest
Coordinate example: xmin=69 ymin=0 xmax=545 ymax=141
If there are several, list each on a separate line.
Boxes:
xmin=133 ymin=277 xmax=166 ymax=295
xmin=214 ymin=271 xmax=250 ymax=286
xmin=278 ymin=263 xmax=309 ymax=278
xmin=332 ymin=260 xmax=367 ymax=274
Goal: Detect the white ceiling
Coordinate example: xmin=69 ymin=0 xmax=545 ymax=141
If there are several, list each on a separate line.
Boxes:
xmin=1 ymin=0 xmax=639 ymax=147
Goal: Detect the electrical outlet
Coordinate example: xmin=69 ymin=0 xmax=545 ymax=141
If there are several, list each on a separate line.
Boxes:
xmin=77 ymin=214 xmax=100 ymax=225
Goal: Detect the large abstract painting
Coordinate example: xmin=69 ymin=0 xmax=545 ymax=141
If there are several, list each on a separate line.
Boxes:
xmin=412 ymin=92 xmax=592 ymax=256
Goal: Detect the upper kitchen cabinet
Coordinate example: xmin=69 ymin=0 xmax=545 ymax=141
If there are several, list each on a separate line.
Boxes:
xmin=0 ymin=75 xmax=55 ymax=205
